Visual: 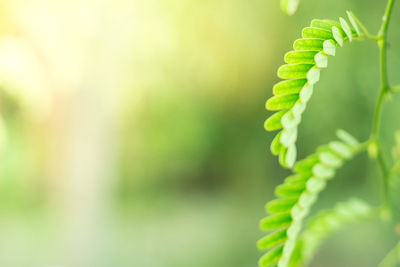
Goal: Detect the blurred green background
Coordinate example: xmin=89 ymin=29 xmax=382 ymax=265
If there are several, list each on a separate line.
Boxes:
xmin=0 ymin=0 xmax=398 ymax=266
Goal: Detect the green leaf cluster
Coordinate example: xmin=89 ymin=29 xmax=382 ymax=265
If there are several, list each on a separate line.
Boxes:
xmin=265 ymin=12 xmax=366 ymax=168
xmin=258 ymin=130 xmax=360 ymax=267
xmin=261 ymin=1 xmax=400 ymax=266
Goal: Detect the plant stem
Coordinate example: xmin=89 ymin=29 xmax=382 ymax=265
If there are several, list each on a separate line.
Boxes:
xmin=378 ymin=0 xmax=396 ymax=39
xmin=370 ymin=0 xmax=396 ymax=211
xmin=371 ymin=90 xmax=386 ymax=140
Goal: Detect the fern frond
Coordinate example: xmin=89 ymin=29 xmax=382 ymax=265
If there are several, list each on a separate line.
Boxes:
xmin=265 ymin=12 xmax=367 ymax=168
xmin=290 ymin=198 xmax=374 ymax=267
xmin=258 ymin=130 xmax=360 ymax=267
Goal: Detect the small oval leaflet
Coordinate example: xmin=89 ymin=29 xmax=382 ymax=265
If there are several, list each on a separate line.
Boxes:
xmin=314 ymin=52 xmax=328 ymax=68
xmin=340 ymin=17 xmax=353 ymax=41
xmin=265 ymin=110 xmax=287 ymax=131
xmin=293 ymin=38 xmax=324 ymax=51
xmin=278 ymin=64 xmax=314 ymax=79
xmin=266 ymin=94 xmax=299 ymax=111
xmin=332 ymin=26 xmax=344 ymax=46
xmin=285 ymin=50 xmax=318 ymax=64
xmin=273 ymin=79 xmax=307 ymax=95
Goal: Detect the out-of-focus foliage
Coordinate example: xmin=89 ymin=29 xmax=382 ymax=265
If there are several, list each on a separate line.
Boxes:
xmin=390 ymin=131 xmax=400 ymax=221
xmin=379 ymin=241 xmax=400 ymax=267
xmin=0 ymin=0 xmax=397 ymax=266
xmin=281 ymin=0 xmax=301 ymax=16
xmin=292 ymin=198 xmax=373 ymax=266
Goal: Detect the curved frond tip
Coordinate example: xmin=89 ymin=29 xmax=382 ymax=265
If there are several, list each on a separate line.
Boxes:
xmin=265 ymin=12 xmax=366 ymax=168
xmin=258 ymin=130 xmax=360 ymax=267
xmin=289 ymin=198 xmax=373 ymax=267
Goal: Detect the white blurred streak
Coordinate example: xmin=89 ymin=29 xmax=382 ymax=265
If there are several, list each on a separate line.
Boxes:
xmin=53 ymin=87 xmax=119 ymax=266
xmin=0 ymin=0 xmax=132 ymax=265
xmin=0 ymin=0 xmax=178 ymax=264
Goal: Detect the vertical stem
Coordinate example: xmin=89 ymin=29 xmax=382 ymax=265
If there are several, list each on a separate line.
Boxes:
xmin=378 ymin=0 xmax=395 ymax=91
xmin=379 ymin=0 xmax=396 ymax=39
xmin=371 ymin=0 xmax=396 ymax=210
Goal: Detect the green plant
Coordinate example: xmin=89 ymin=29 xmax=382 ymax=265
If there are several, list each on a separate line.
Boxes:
xmin=258 ymin=1 xmax=400 ymax=266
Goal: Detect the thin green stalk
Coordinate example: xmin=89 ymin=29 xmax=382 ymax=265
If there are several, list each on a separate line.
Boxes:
xmin=371 ymin=90 xmax=386 ymax=139
xmin=370 ymin=0 xmax=396 ymax=211
xmin=379 ymin=0 xmax=396 ymax=38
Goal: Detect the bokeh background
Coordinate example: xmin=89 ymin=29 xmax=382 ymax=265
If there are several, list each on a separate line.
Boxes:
xmin=0 ymin=0 xmax=399 ymax=266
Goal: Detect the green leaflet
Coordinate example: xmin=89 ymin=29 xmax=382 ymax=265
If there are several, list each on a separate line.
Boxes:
xmin=258 ymin=229 xmax=288 ymax=250
xmin=285 ymin=173 xmax=310 ymax=184
xmin=284 ymin=51 xmax=317 ymax=65
xmin=258 ymin=131 xmax=360 ymax=267
xmin=260 ymin=213 xmax=292 ymax=230
xmin=281 ymin=110 xmax=301 ymax=129
xmin=276 ymin=182 xmax=305 ymax=197
xmin=306 ymin=67 xmax=320 ymax=84
xmin=329 ymin=141 xmax=353 ymax=159
xmin=266 ymin=198 xmax=299 ymax=213
xmin=299 ymin=83 xmax=313 ymax=102
xmin=337 ymin=129 xmax=359 ymax=147
xmin=318 ymin=150 xmax=342 ymax=167
xmin=323 ymin=40 xmax=336 ymax=56
xmin=273 ymin=79 xmax=307 ymax=95
xmin=280 ymin=0 xmax=300 ymax=16
xmin=279 ymin=146 xmax=289 ymax=168
xmin=302 ymin=27 xmax=333 ymax=40
xmin=313 ymin=164 xmax=334 ymax=179
xmin=264 ymin=13 xmax=366 ymax=168
xmin=314 ymin=52 xmax=328 ymax=68
xmin=332 ymin=26 xmax=344 ymax=47
xmin=271 ymin=132 xmax=283 ymax=156
xmin=265 ymin=110 xmax=288 ymax=131
xmin=260 ymin=246 xmax=284 ymax=267
xmin=346 ymin=11 xmax=368 ymax=37
xmin=278 ymin=64 xmax=314 ymax=79
xmin=310 ymin=19 xmax=340 ymax=31
xmin=289 ymin=198 xmax=373 ymax=267
xmin=311 ymin=19 xmax=345 ymax=37
xmin=286 ymin=144 xmax=297 ymax=168
xmin=293 ymin=38 xmax=324 ymax=51
xmin=293 ymin=154 xmax=318 ymax=173
xmin=340 ymin=17 xmax=353 ymax=42
xmin=280 ymin=127 xmax=298 ymax=147
xmin=266 ymin=94 xmax=299 ymax=111
xmin=279 ymin=145 xmax=297 ymax=169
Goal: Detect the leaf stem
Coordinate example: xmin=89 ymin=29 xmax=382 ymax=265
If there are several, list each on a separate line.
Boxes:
xmin=370 ymin=0 xmax=396 ymax=212
xmin=378 ymin=0 xmax=396 ymax=39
